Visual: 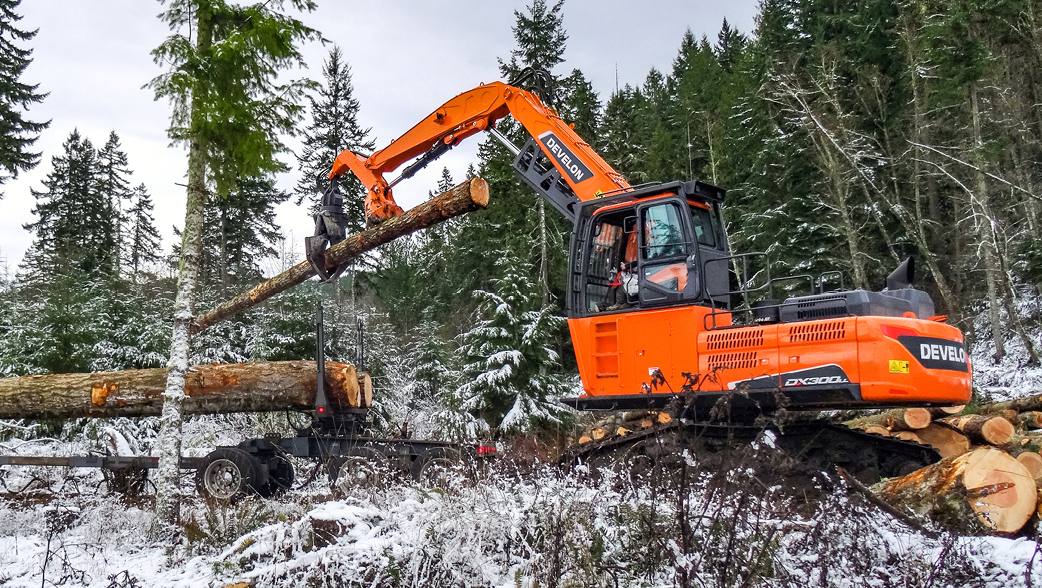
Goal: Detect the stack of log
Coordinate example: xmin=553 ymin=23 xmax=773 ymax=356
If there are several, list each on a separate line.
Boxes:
xmin=844 ymin=397 xmax=1042 ymax=535
xmin=575 ymin=410 xmax=673 ymax=444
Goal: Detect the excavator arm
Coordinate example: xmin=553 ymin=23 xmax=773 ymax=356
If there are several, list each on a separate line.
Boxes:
xmin=305 ymin=71 xmax=633 ymax=282
xmin=330 ymin=76 xmax=629 ymax=223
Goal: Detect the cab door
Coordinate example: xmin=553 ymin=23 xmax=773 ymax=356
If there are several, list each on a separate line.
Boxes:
xmin=636 ymin=200 xmax=700 ymax=307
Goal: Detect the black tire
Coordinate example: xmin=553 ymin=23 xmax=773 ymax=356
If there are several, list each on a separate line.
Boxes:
xmin=411 ymin=447 xmax=464 ymax=489
xmin=328 ymin=447 xmax=386 ymax=496
xmin=195 ymin=447 xmax=262 ymax=501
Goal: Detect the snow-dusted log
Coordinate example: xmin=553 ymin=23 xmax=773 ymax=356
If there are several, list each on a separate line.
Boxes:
xmin=191 ymin=178 xmax=490 ymax=333
xmin=872 ymin=447 xmax=1037 ymax=535
xmin=979 ymin=395 xmax=1042 ymax=417
xmin=939 ymin=415 xmax=1015 ymax=446
xmin=914 ymin=424 xmax=971 ymax=458
xmin=846 ymin=408 xmax=932 ymax=432
xmin=0 ymin=361 xmax=359 ymax=419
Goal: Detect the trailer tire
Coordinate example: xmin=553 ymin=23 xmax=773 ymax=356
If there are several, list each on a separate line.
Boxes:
xmin=328 ymin=447 xmax=386 ymax=496
xmin=196 ymin=447 xmax=262 ymax=501
xmin=412 ymin=447 xmax=463 ymax=489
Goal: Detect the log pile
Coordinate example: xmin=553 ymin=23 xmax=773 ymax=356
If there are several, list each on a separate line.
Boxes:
xmin=844 ymin=403 xmax=1042 ymax=535
xmin=575 ymin=410 xmax=672 ymax=445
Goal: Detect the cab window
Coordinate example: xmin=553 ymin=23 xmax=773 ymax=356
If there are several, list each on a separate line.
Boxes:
xmin=641 ymin=204 xmax=686 ymax=259
xmin=690 ymin=204 xmax=717 ymax=247
xmin=584 ymin=217 xmax=625 ymax=312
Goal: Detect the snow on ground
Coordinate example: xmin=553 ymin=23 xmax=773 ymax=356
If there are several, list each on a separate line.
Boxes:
xmin=1 ymin=456 xmax=1041 ymax=587
xmin=970 ymin=294 xmax=1042 ymax=401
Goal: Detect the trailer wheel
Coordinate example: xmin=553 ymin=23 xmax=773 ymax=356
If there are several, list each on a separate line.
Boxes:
xmin=412 ymin=448 xmax=463 ymax=490
xmin=328 ymin=448 xmax=385 ymax=496
xmin=196 ymin=448 xmax=261 ymax=501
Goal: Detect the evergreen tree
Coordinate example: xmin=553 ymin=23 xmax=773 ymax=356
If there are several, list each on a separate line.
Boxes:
xmin=203 ymin=175 xmax=288 ymax=290
xmin=559 ymin=68 xmax=601 ymax=142
xmin=455 ymin=252 xmax=570 ymax=434
xmin=97 ymin=131 xmax=133 ymax=271
xmin=0 ymin=0 xmax=49 ymax=191
xmin=294 ymin=45 xmax=375 ymax=232
xmin=499 ymin=0 xmax=567 ymax=83
xmin=148 ymin=0 xmax=320 ymax=530
xmin=23 ymin=129 xmax=116 ymax=277
xmin=124 ymin=183 xmax=162 ymax=277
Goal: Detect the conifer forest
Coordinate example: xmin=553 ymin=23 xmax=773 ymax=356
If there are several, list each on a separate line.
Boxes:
xmin=4 ymin=0 xmax=1042 ymax=586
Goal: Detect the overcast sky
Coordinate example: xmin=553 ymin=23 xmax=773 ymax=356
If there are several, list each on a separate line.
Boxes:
xmin=0 ymin=0 xmax=759 ymax=273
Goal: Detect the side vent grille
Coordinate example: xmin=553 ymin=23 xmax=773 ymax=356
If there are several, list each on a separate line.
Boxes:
xmin=707 ymin=352 xmax=758 ymax=371
xmin=789 ymin=321 xmax=847 ymax=343
xmin=793 ymin=298 xmax=847 ymax=321
xmin=706 ymin=329 xmax=764 ymax=350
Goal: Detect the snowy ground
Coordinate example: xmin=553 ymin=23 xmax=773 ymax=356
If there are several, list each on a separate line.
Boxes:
xmin=2 ymin=309 xmax=1042 ymax=586
xmin=2 ymin=449 xmax=1042 ymax=587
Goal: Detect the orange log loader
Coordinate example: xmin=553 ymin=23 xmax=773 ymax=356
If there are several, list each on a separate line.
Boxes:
xmin=306 ymin=69 xmax=972 ymax=482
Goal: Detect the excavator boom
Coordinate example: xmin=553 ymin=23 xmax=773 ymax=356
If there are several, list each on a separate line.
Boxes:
xmin=329 ymin=79 xmax=629 ymax=223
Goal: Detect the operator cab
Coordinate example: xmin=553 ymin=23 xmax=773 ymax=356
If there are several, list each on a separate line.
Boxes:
xmin=569 ymin=181 xmax=730 ymax=318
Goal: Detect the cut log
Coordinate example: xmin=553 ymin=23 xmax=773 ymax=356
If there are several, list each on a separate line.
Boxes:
xmin=192 ymin=178 xmax=490 ymax=333
xmin=846 ymin=408 xmax=932 ymax=432
xmin=1019 ymin=411 xmax=1042 ymax=430
xmin=591 ymin=428 xmax=607 ymax=440
xmin=0 ymin=361 xmax=358 ymax=419
xmin=978 ymin=394 xmax=1042 ymax=417
xmin=872 ymin=447 xmax=1037 ymax=535
xmin=939 ymin=415 xmax=1016 ymax=446
xmin=928 ymin=405 xmax=966 ymax=419
xmin=894 ymin=431 xmax=922 ymax=443
xmin=914 ymin=424 xmax=971 ymax=459
xmin=863 ymin=425 xmax=891 ymax=437
xmin=1016 ymin=452 xmax=1042 ymax=479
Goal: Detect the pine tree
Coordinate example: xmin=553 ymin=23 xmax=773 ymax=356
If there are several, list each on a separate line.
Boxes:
xmin=203 ymin=175 xmax=288 ymax=290
xmin=0 ymin=0 xmax=48 ymax=191
xmin=97 ymin=131 xmax=133 ymax=272
xmin=499 ymin=0 xmax=567 ymax=82
xmin=559 ymin=68 xmax=601 ymax=142
xmin=455 ymin=251 xmax=570 ymax=434
xmin=23 ymin=129 xmax=116 ymax=277
xmin=124 ymin=183 xmax=161 ymax=278
xmin=294 ymin=45 xmax=374 ymax=232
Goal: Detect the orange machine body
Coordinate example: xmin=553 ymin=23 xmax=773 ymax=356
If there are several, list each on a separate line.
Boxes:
xmin=568 ymin=309 xmax=971 ymax=408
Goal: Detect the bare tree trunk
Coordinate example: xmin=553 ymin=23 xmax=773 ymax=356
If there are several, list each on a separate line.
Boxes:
xmin=155 ymin=9 xmax=211 ymax=535
xmin=969 ymin=85 xmax=1006 ymax=362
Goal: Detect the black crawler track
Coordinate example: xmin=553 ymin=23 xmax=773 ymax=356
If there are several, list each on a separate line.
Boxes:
xmin=561 ymin=414 xmax=941 ymax=485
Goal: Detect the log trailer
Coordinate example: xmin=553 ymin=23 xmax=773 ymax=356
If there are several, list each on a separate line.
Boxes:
xmin=0 ymin=306 xmax=496 ymax=500
xmin=306 ymin=69 xmax=973 ymax=482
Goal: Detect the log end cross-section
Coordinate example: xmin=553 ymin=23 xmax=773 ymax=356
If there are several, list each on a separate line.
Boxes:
xmin=873 ymin=446 xmax=1036 ymax=535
